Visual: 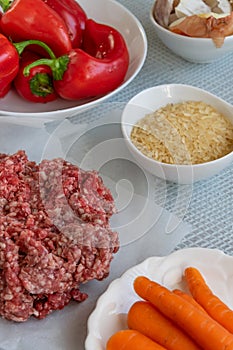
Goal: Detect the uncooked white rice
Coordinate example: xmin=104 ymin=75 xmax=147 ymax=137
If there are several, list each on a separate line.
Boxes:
xmin=130 ymin=101 xmax=233 ymax=165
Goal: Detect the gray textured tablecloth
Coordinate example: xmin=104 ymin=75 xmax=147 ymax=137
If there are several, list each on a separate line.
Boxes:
xmin=107 ymin=0 xmax=233 ymax=255
xmin=71 ymin=0 xmax=233 ymax=255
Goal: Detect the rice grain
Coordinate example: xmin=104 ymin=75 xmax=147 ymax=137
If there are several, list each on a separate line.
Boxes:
xmin=130 ymin=101 xmax=233 ymax=164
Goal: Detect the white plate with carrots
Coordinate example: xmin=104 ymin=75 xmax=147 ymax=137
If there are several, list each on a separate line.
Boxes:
xmin=85 ymin=247 xmax=233 ymax=350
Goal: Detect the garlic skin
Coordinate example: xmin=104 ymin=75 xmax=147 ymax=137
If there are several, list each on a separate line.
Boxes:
xmin=170 ymin=11 xmax=230 ymax=28
xmin=153 ymin=0 xmax=174 ymax=27
xmin=175 ymin=0 xmax=231 ymax=18
xmin=205 ymin=0 xmax=232 ymax=13
xmin=153 ymin=0 xmax=232 ymax=28
xmin=175 ymin=0 xmax=211 ymax=18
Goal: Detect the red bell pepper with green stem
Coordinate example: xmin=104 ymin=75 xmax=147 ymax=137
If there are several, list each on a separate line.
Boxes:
xmin=0 ymin=36 xmax=57 ymax=98
xmin=43 ymin=0 xmax=87 ymax=48
xmin=0 ymin=0 xmax=72 ymax=56
xmin=23 ymin=19 xmax=130 ymax=100
xmin=14 ymin=51 xmax=57 ymax=103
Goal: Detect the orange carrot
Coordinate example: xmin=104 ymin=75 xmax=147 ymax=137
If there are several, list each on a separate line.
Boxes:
xmin=127 ymin=300 xmax=201 ymax=350
xmin=185 ymin=266 xmax=233 ymax=334
xmin=106 ymin=329 xmax=167 ymax=350
xmin=134 ymin=275 xmax=233 ymax=350
xmin=173 ymin=289 xmax=206 ymax=313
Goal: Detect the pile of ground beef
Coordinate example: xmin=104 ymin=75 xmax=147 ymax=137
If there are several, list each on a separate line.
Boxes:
xmin=0 ymin=150 xmax=119 ymax=322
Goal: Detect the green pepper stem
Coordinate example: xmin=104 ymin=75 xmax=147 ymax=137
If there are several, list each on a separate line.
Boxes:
xmin=30 ymin=73 xmax=54 ymax=97
xmin=14 ymin=40 xmax=57 ymax=59
xmin=23 ymin=55 xmax=70 ymax=81
xmin=0 ymin=0 xmax=11 ymax=12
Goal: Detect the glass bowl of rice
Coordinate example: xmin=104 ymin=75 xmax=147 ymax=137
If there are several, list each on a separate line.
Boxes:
xmin=121 ymin=84 xmax=233 ymax=184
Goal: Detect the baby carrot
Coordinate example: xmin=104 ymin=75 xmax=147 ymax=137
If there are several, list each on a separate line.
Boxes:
xmin=106 ymin=329 xmax=167 ymax=350
xmin=127 ymin=300 xmax=201 ymax=350
xmin=173 ymin=289 xmax=206 ymax=313
xmin=134 ymin=276 xmax=233 ymax=350
xmin=185 ymin=266 xmax=233 ymax=334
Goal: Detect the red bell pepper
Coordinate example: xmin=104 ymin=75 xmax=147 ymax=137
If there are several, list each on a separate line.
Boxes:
xmin=0 ymin=36 xmax=58 ymax=98
xmin=14 ymin=51 xmax=57 ymax=103
xmin=43 ymin=0 xmax=87 ymax=48
xmin=23 ymin=19 xmax=130 ymax=100
xmin=0 ymin=0 xmax=72 ymax=57
xmin=0 ymin=33 xmax=19 ymax=97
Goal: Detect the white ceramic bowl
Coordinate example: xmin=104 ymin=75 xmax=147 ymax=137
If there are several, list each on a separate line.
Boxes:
xmin=0 ymin=0 xmax=147 ymax=120
xmin=121 ymin=84 xmax=233 ymax=184
xmin=85 ymin=248 xmax=233 ymax=350
xmin=150 ymin=5 xmax=233 ymax=63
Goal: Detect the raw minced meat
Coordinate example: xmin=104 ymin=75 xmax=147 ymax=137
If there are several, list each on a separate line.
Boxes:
xmin=0 ymin=150 xmax=119 ymax=322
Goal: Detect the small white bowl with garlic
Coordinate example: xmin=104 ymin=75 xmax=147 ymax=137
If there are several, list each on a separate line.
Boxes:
xmin=150 ymin=0 xmax=233 ymax=63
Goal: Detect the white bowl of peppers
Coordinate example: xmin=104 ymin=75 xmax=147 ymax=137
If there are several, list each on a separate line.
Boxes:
xmin=0 ymin=0 xmax=147 ymax=120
